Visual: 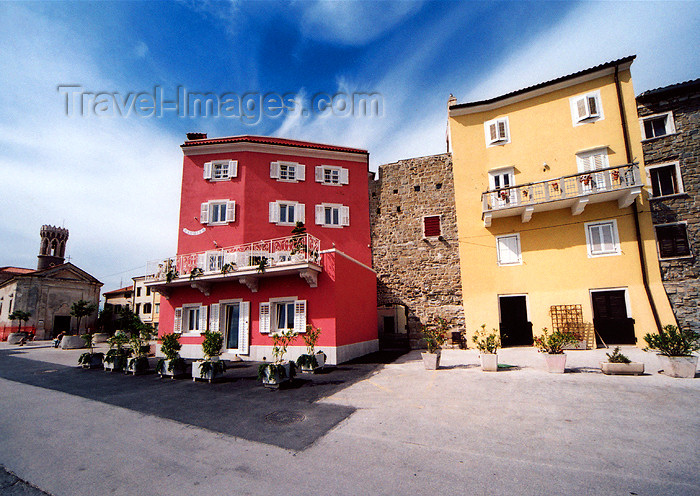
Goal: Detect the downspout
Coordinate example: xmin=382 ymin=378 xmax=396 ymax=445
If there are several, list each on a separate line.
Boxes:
xmin=613 ymin=65 xmax=663 ymax=332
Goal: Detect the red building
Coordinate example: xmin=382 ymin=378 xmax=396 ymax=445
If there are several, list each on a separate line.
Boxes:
xmin=146 ymin=134 xmax=377 ymax=364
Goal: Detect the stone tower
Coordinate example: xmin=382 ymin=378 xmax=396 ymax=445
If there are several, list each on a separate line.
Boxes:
xmin=37 ymin=225 xmax=69 ymax=270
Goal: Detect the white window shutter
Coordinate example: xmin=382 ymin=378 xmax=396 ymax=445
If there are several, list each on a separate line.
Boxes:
xmin=296 ymin=203 xmax=305 ymax=223
xmin=228 ymin=160 xmax=238 ymax=178
xmin=199 ymin=305 xmax=208 ymax=332
xmin=203 ymin=162 xmax=212 ymax=180
xmin=576 ymin=97 xmax=588 ymax=120
xmin=209 ymin=303 xmax=220 ymax=333
xmin=315 ymin=166 xmax=324 ymax=182
xmin=498 ymin=236 xmax=520 ymax=264
xmin=226 ymin=201 xmax=236 ymax=222
xmin=239 ymin=302 xmax=250 ymax=354
xmin=340 ymin=167 xmax=349 ymax=185
xmin=294 ymin=300 xmax=307 ymax=334
xmin=296 ymin=164 xmax=305 ymax=181
xmin=340 ymin=206 xmax=350 ymax=226
xmin=224 ymin=252 xmax=236 ymax=265
xmin=270 ymin=162 xmax=279 ymax=179
xmin=489 ymin=123 xmax=497 ymax=142
xmin=196 ymin=253 xmax=206 ymax=270
xmin=200 ymin=202 xmax=209 ymax=224
xmin=259 ymin=302 xmax=270 ymax=334
xmin=315 ymin=205 xmax=324 ymax=225
xmin=269 ymin=202 xmax=279 ymax=223
xmin=174 ymin=308 xmax=182 ymax=333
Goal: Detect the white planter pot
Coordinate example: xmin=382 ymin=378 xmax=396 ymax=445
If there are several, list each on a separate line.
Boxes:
xmin=480 ymin=353 xmax=498 ymax=372
xmin=157 ymin=359 xmax=186 ymax=378
xmin=81 ymin=353 xmax=104 ymax=369
xmin=657 ymin=355 xmax=698 ymax=378
xmin=261 ymin=362 xmax=293 ymax=388
xmin=126 ymin=357 xmax=150 ymax=375
xmin=421 ymin=352 xmax=441 ymax=370
xmin=7 ymin=333 xmax=27 ymax=345
xmin=60 ymin=335 xmax=86 ymax=349
xmin=600 ymin=362 xmax=644 ymax=376
xmin=543 ymin=353 xmax=567 ymax=373
xmin=192 ymin=359 xmax=224 ymax=382
xmin=92 ymin=333 xmax=110 ymax=343
xmin=299 ymin=352 xmax=326 ymax=373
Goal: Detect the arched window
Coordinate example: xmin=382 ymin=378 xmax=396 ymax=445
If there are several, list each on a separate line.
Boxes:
xmin=50 ymin=240 xmax=58 ymax=256
xmin=41 ymin=238 xmax=49 ymax=255
xmin=59 ymin=241 xmax=66 ymax=257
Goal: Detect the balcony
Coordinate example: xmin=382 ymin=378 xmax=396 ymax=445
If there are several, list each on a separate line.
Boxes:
xmin=481 ymin=163 xmax=642 ymax=227
xmin=145 ymin=234 xmax=322 ymax=296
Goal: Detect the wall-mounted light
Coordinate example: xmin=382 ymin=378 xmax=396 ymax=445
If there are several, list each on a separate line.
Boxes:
xmin=543 ymin=163 xmax=550 ymax=172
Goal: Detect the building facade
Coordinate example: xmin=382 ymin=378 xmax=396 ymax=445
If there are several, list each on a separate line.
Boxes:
xmin=146 ymin=134 xmax=377 ymax=364
xmin=370 ymin=153 xmax=464 ymax=348
xmin=448 ymin=56 xmax=676 ymax=347
xmin=637 ymin=78 xmax=700 ymax=330
xmin=132 ymin=276 xmax=160 ymax=330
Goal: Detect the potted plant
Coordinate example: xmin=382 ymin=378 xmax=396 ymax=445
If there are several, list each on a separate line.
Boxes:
xmin=126 ymin=324 xmax=154 ymax=375
xmin=421 ymin=317 xmax=448 ymax=370
xmin=189 ymin=267 xmax=204 ymax=280
xmin=258 ymin=329 xmax=298 ymax=388
xmin=296 ymin=324 xmax=326 ymax=373
xmin=290 ymin=222 xmax=308 ymax=261
xmin=472 ymin=324 xmax=501 ymax=372
xmin=156 ymin=333 xmax=186 ymax=378
xmin=600 ymin=347 xmax=644 ymax=376
xmin=104 ymin=331 xmax=130 ymax=372
xmin=192 ymin=330 xmax=226 ymax=382
xmin=533 ymin=327 xmax=579 ymax=373
xmin=77 ymin=333 xmax=104 ymax=369
xmin=643 ymin=325 xmax=699 ymax=378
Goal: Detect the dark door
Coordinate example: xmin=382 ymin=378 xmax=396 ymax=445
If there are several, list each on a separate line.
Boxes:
xmin=591 ymin=290 xmax=635 ymax=344
xmin=499 ymin=296 xmax=533 ymax=347
xmin=53 ymin=316 xmax=71 ymax=337
xmin=383 ymin=316 xmax=395 ymax=334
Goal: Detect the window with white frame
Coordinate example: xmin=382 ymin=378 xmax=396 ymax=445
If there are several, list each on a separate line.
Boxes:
xmin=270 ymin=161 xmax=305 ymax=182
xmin=570 ymin=90 xmax=603 ymax=125
xmin=496 ymin=234 xmax=522 ymax=266
xmin=259 ymin=298 xmax=307 ymax=334
xmin=646 ymin=162 xmax=684 ymax=197
xmin=269 ymin=201 xmax=305 ymax=225
xmin=200 ymin=200 xmax=235 ymax=225
xmin=655 ymin=223 xmax=691 ymax=259
xmin=175 ymin=304 xmax=208 ymax=334
xmin=585 ymin=220 xmax=620 ymax=257
xmin=203 ymin=160 xmax=237 ymax=181
xmin=640 ymin=112 xmax=675 ymax=140
xmin=206 ymin=251 xmax=224 ymax=272
xmin=315 ymin=165 xmax=349 ymax=185
xmin=488 ymin=167 xmax=516 ymax=206
xmin=576 ymin=148 xmax=609 ymax=191
xmin=484 ymin=117 xmax=510 ymax=146
xmin=315 ymin=203 xmax=349 ymax=227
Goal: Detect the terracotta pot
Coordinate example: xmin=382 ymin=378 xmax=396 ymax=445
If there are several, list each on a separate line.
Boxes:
xmin=543 ymin=353 xmax=567 ymax=373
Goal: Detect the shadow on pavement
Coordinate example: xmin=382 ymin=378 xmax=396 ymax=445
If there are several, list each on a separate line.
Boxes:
xmin=0 ymin=348 xmax=407 ymax=451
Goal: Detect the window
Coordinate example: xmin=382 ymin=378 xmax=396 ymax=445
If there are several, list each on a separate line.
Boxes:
xmin=200 ymin=200 xmax=236 ymax=225
xmin=146 ymin=287 xmax=151 ymax=296
xmin=175 ymin=305 xmax=207 ymax=334
xmin=269 ymin=201 xmax=305 ymax=225
xmin=640 ymin=112 xmax=675 ymax=140
xmin=203 ymin=160 xmax=237 ymax=181
xmin=576 ymin=148 xmax=609 ymax=192
xmin=570 ymin=90 xmax=603 ymax=125
xmin=585 ymin=220 xmax=620 ymax=257
xmin=315 ymin=203 xmax=350 ymax=227
xmin=135 ymin=303 xmax=141 ymax=315
xmin=655 ymin=223 xmax=691 ymax=259
xmin=136 ymin=287 xmax=141 ymax=297
xmin=423 ymin=215 xmax=442 ymax=238
xmin=488 ymin=168 xmax=515 ymax=206
xmin=206 ymin=251 xmax=224 ymax=272
xmin=315 ymin=165 xmax=349 ymax=185
xmin=646 ymin=162 xmax=683 ymax=197
xmin=496 ymin=234 xmax=522 ymax=266
xmin=270 ymin=161 xmax=305 ymax=182
xmin=484 ymin=117 xmax=510 ymax=146
xmin=259 ymin=299 xmax=306 ymax=334
xmin=155 ymin=303 xmax=159 ymax=315
xmin=143 ymin=303 xmax=152 ymax=314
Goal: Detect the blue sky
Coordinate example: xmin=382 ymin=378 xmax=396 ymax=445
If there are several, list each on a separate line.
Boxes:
xmin=1 ymin=0 xmax=698 ymax=293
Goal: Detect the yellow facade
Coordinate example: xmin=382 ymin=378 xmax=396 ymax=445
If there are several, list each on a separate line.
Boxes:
xmin=449 ymin=59 xmax=675 ymax=347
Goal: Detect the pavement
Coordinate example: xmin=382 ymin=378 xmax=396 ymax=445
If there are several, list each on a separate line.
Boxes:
xmin=0 ymin=341 xmax=698 ymax=495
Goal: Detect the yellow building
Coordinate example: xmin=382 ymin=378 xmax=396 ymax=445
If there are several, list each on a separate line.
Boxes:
xmin=448 ymin=56 xmax=675 ymax=347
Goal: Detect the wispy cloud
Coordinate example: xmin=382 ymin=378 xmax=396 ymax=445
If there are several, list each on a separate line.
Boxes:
xmin=134 ymin=41 xmax=149 ymax=59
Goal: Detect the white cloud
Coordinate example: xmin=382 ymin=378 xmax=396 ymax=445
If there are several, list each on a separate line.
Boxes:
xmin=134 ymin=41 xmax=149 ymax=59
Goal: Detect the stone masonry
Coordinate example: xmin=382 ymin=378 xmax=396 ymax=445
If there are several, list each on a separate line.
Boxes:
xmin=637 ymin=79 xmax=700 ymax=330
xmin=370 ymin=153 xmax=464 ymax=348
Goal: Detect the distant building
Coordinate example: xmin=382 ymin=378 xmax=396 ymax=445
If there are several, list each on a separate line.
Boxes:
xmin=132 ymin=275 xmax=160 ymax=331
xmin=102 ymin=286 xmax=133 ymax=314
xmin=637 ymin=78 xmax=700 ymax=330
xmin=0 ymin=226 xmax=102 ymax=340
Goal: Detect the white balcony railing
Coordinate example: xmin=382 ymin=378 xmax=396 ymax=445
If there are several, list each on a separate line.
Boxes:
xmin=481 ymin=163 xmax=642 ymax=226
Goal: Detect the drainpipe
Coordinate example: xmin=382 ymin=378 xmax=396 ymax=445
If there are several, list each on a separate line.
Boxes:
xmin=613 ymin=65 xmax=663 ymax=332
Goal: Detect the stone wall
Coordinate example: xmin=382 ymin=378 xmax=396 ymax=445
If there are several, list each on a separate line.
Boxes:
xmin=370 ymin=153 xmax=464 ymax=347
xmin=638 ymin=81 xmax=700 ymax=330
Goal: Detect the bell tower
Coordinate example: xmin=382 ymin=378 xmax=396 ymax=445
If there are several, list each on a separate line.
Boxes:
xmin=37 ymin=225 xmax=69 ymax=270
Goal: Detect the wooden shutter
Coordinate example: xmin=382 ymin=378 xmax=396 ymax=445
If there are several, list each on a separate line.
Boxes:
xmin=200 ymin=202 xmax=209 ymax=224
xmin=270 ymin=162 xmax=279 ymax=179
xmin=228 ymin=160 xmax=238 ymax=178
xmin=259 ymin=302 xmax=270 ymax=334
xmin=203 ymin=162 xmax=212 ymax=180
xmin=576 ymin=97 xmax=588 ymax=120
xmin=173 ymin=308 xmax=182 ymax=333
xmin=423 ymin=216 xmax=441 ymax=237
xmin=489 ymin=123 xmax=497 ymax=142
xmin=293 ymin=300 xmax=307 ymax=334
xmin=239 ymin=302 xmax=250 ymax=354
xmin=340 ymin=206 xmax=350 ymax=226
xmin=315 ymin=205 xmax=324 ymax=225
xmin=209 ymin=303 xmax=220 ymax=333
xmin=199 ymin=305 xmax=208 ymax=332
xmin=497 ymin=120 xmax=507 ymax=140
xmin=296 ymin=164 xmax=306 ymax=181
xmin=587 ymin=96 xmax=598 ymax=117
xmin=315 ymin=166 xmax=324 ymax=182
xmin=226 ymin=201 xmax=236 ymax=222
xmin=340 ymin=167 xmax=349 ymax=185
xmin=269 ymin=202 xmax=279 ymax=223
xmin=296 ymin=203 xmax=305 ymax=223
xmin=657 ymin=224 xmax=690 ymax=258
xmin=498 ymin=235 xmax=520 ymax=264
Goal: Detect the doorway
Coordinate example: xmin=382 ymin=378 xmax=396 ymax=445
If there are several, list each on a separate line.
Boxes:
xmin=53 ymin=315 xmax=71 ymax=337
xmin=224 ymin=303 xmax=240 ymax=351
xmin=591 ymin=289 xmax=635 ymax=345
xmin=499 ymin=295 xmax=533 ymax=347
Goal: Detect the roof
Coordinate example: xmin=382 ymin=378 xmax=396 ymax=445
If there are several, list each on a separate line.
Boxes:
xmin=0 ymin=266 xmax=36 ymax=275
xmin=636 ymin=78 xmax=700 ymax=102
xmin=451 ymin=55 xmax=636 ymax=112
xmin=0 ymin=262 xmax=103 ymax=290
xmin=103 ymin=286 xmax=133 ymax=296
xmin=181 ymin=134 xmax=368 ymax=155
